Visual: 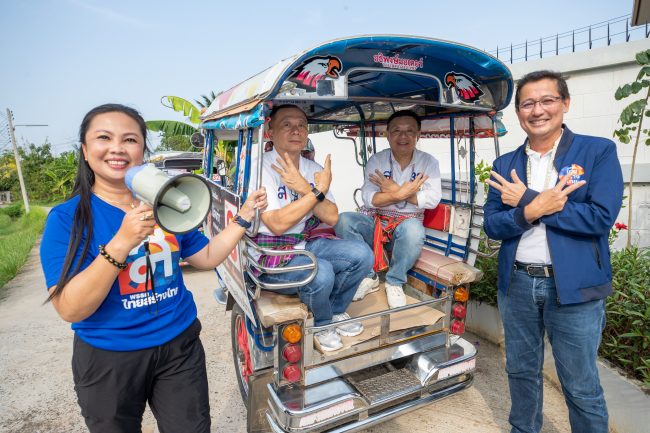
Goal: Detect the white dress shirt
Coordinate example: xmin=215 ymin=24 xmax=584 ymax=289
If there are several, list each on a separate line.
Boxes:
xmin=515 ymin=133 xmax=563 ymax=264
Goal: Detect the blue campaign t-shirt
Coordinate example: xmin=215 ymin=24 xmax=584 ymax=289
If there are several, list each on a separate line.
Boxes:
xmin=40 ymin=194 xmax=209 ymax=351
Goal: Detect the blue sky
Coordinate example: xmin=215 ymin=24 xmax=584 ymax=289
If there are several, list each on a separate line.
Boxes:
xmin=0 ymin=0 xmax=629 ymax=153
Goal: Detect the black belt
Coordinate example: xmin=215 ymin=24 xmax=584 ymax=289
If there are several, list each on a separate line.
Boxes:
xmin=514 ymin=261 xmax=554 ymax=278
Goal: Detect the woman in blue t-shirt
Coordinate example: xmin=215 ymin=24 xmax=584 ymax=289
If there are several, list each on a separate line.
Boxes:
xmin=40 ymin=103 xmax=267 ymax=433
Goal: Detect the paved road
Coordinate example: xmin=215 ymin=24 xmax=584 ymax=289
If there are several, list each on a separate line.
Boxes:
xmin=0 ymin=242 xmax=572 ymax=432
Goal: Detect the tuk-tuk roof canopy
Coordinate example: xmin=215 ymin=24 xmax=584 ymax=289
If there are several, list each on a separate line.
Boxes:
xmin=201 ymin=35 xmax=513 ymax=130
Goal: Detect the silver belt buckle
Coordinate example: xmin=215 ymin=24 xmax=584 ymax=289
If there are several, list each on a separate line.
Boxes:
xmin=525 ymin=264 xmax=550 ymax=278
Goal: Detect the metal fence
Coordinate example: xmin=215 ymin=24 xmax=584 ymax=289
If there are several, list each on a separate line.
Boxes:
xmin=489 ymin=15 xmax=649 ymax=64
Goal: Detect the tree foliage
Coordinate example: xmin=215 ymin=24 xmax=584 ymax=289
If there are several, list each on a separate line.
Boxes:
xmin=0 ymin=140 xmax=78 ymax=204
xmin=613 ymin=48 xmax=650 ymax=246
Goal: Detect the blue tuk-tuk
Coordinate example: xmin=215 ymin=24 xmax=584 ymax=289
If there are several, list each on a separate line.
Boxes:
xmin=198 ymin=35 xmax=512 ymax=433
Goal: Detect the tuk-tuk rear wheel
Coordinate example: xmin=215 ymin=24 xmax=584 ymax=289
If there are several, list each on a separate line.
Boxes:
xmin=231 ymin=303 xmax=253 ymax=403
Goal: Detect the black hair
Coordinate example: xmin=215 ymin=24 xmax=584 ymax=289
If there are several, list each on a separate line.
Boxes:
xmin=386 ymin=110 xmax=421 ymax=130
xmin=47 ymin=104 xmax=148 ymax=302
xmin=515 ymin=70 xmax=570 ymax=109
xmin=268 ymin=104 xmax=307 ymax=127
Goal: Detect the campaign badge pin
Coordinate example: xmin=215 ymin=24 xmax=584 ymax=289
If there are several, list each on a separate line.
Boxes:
xmin=559 ymin=164 xmax=585 ymax=185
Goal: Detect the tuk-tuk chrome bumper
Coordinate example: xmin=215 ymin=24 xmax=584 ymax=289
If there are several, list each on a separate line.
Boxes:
xmin=266 ymin=337 xmax=476 ymax=433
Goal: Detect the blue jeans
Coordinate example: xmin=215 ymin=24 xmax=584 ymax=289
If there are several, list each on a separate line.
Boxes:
xmin=498 ymin=268 xmax=608 ymax=433
xmin=260 ymin=238 xmax=373 ymax=326
xmin=334 ymin=212 xmax=424 ymax=287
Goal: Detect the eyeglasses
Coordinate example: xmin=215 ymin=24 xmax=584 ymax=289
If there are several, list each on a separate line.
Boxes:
xmin=518 ymin=96 xmax=563 ymax=112
xmin=388 ymin=129 xmax=418 ymax=137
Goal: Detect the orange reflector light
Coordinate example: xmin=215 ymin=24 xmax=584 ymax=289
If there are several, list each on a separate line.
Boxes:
xmin=282 ymin=344 xmax=302 ymax=363
xmin=452 ymin=303 xmax=467 ymax=319
xmin=454 ymin=286 xmax=469 ymax=302
xmin=282 ymin=323 xmax=302 ymax=343
xmin=451 ymin=320 xmax=465 ymax=335
xmin=283 ymin=364 xmax=302 ymax=383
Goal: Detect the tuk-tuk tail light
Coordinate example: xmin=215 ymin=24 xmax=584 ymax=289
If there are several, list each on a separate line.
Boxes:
xmin=282 ymin=364 xmax=302 ymax=383
xmin=282 ymin=323 xmax=302 ymax=344
xmin=454 ymin=286 xmax=469 ymax=302
xmin=452 ymin=303 xmax=467 ymax=319
xmin=451 ymin=320 xmax=465 ymax=335
xmin=282 ymin=344 xmax=302 ymax=363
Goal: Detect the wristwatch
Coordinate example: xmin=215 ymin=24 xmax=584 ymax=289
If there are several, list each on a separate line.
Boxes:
xmin=311 ymin=187 xmax=325 ymax=202
xmin=231 ymin=215 xmax=252 ymax=229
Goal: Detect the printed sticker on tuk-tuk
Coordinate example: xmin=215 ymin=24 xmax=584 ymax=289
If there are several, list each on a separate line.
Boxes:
xmin=373 ymin=52 xmax=424 ymax=71
xmin=559 ymin=164 xmax=585 ymax=185
xmin=288 ymin=56 xmax=342 ymax=90
xmin=445 ymin=72 xmax=484 ymax=103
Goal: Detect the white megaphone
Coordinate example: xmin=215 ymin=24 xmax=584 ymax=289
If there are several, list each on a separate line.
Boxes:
xmin=125 ymin=164 xmax=211 ymax=234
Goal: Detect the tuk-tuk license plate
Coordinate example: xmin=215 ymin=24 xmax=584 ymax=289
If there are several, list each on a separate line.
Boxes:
xmin=438 ymin=358 xmax=476 ymax=380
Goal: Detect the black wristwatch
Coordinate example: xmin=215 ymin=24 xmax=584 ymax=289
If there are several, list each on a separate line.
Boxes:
xmin=231 ymin=215 xmax=252 ymax=229
xmin=311 ymin=187 xmax=325 ymax=202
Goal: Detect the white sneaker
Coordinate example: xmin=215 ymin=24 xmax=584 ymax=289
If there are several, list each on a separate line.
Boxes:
xmin=385 ymin=284 xmax=406 ymax=308
xmin=332 ymin=312 xmax=364 ymax=337
xmin=352 ymin=275 xmax=380 ymax=301
xmin=314 ymin=329 xmax=343 ymax=352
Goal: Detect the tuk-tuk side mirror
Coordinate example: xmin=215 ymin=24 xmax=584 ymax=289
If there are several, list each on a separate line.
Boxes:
xmin=190 ymin=132 xmax=205 ymax=149
xmin=214 ymin=159 xmax=227 ymax=176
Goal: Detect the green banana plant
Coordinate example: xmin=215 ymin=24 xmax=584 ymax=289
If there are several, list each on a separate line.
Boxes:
xmin=145 ymin=96 xmax=202 ymax=136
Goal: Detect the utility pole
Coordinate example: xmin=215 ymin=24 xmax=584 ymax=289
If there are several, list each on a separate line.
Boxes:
xmin=6 ymin=108 xmax=30 ymax=214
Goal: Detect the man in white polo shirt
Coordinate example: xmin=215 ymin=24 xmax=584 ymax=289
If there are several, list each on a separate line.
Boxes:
xmin=335 ymin=110 xmax=442 ymax=308
xmin=250 ymin=104 xmax=374 ymax=352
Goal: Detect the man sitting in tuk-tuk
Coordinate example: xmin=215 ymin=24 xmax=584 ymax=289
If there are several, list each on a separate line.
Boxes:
xmin=336 ymin=111 xmax=442 ymax=308
xmin=250 ymin=104 xmax=374 ymax=352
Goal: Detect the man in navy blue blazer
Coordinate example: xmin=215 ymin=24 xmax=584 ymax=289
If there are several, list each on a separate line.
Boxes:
xmin=484 ymin=70 xmax=623 ymax=433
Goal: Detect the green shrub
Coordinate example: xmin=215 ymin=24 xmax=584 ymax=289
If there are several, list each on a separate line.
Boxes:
xmin=471 ymin=248 xmax=499 ymax=306
xmin=600 ymin=246 xmax=650 ymax=390
xmin=0 ymin=202 xmax=24 ymax=219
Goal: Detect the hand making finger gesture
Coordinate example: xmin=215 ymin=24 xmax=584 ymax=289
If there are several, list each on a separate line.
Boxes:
xmin=397 ymin=172 xmax=429 ymax=200
xmin=485 ymin=169 xmax=528 ymax=207
xmin=369 ymin=169 xmax=400 ymax=193
xmin=313 ymin=154 xmax=333 ymax=194
xmin=271 ymin=152 xmax=311 ymax=195
xmin=526 ymin=175 xmax=586 ymax=220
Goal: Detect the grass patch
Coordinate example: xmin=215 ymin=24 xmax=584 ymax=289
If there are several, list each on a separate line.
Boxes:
xmin=0 ymin=206 xmax=47 ymax=291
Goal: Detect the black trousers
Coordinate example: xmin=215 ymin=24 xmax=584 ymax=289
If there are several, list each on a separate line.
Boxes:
xmin=72 ymin=319 xmax=210 ymax=433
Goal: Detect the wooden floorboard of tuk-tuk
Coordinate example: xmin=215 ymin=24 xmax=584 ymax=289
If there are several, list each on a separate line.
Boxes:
xmin=0 ymin=243 xmax=577 ymax=433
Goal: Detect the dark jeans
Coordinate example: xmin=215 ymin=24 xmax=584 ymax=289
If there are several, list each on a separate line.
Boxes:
xmin=260 ymin=238 xmax=374 ymax=326
xmin=72 ymin=319 xmax=210 ymax=433
xmin=498 ymin=269 xmax=608 ymax=433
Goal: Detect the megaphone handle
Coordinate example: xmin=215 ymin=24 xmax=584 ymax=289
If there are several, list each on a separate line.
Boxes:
xmin=143 ymin=241 xmax=158 ymax=315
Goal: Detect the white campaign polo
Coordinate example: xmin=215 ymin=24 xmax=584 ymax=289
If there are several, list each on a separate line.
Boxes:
xmin=361 ymin=148 xmax=442 ymax=212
